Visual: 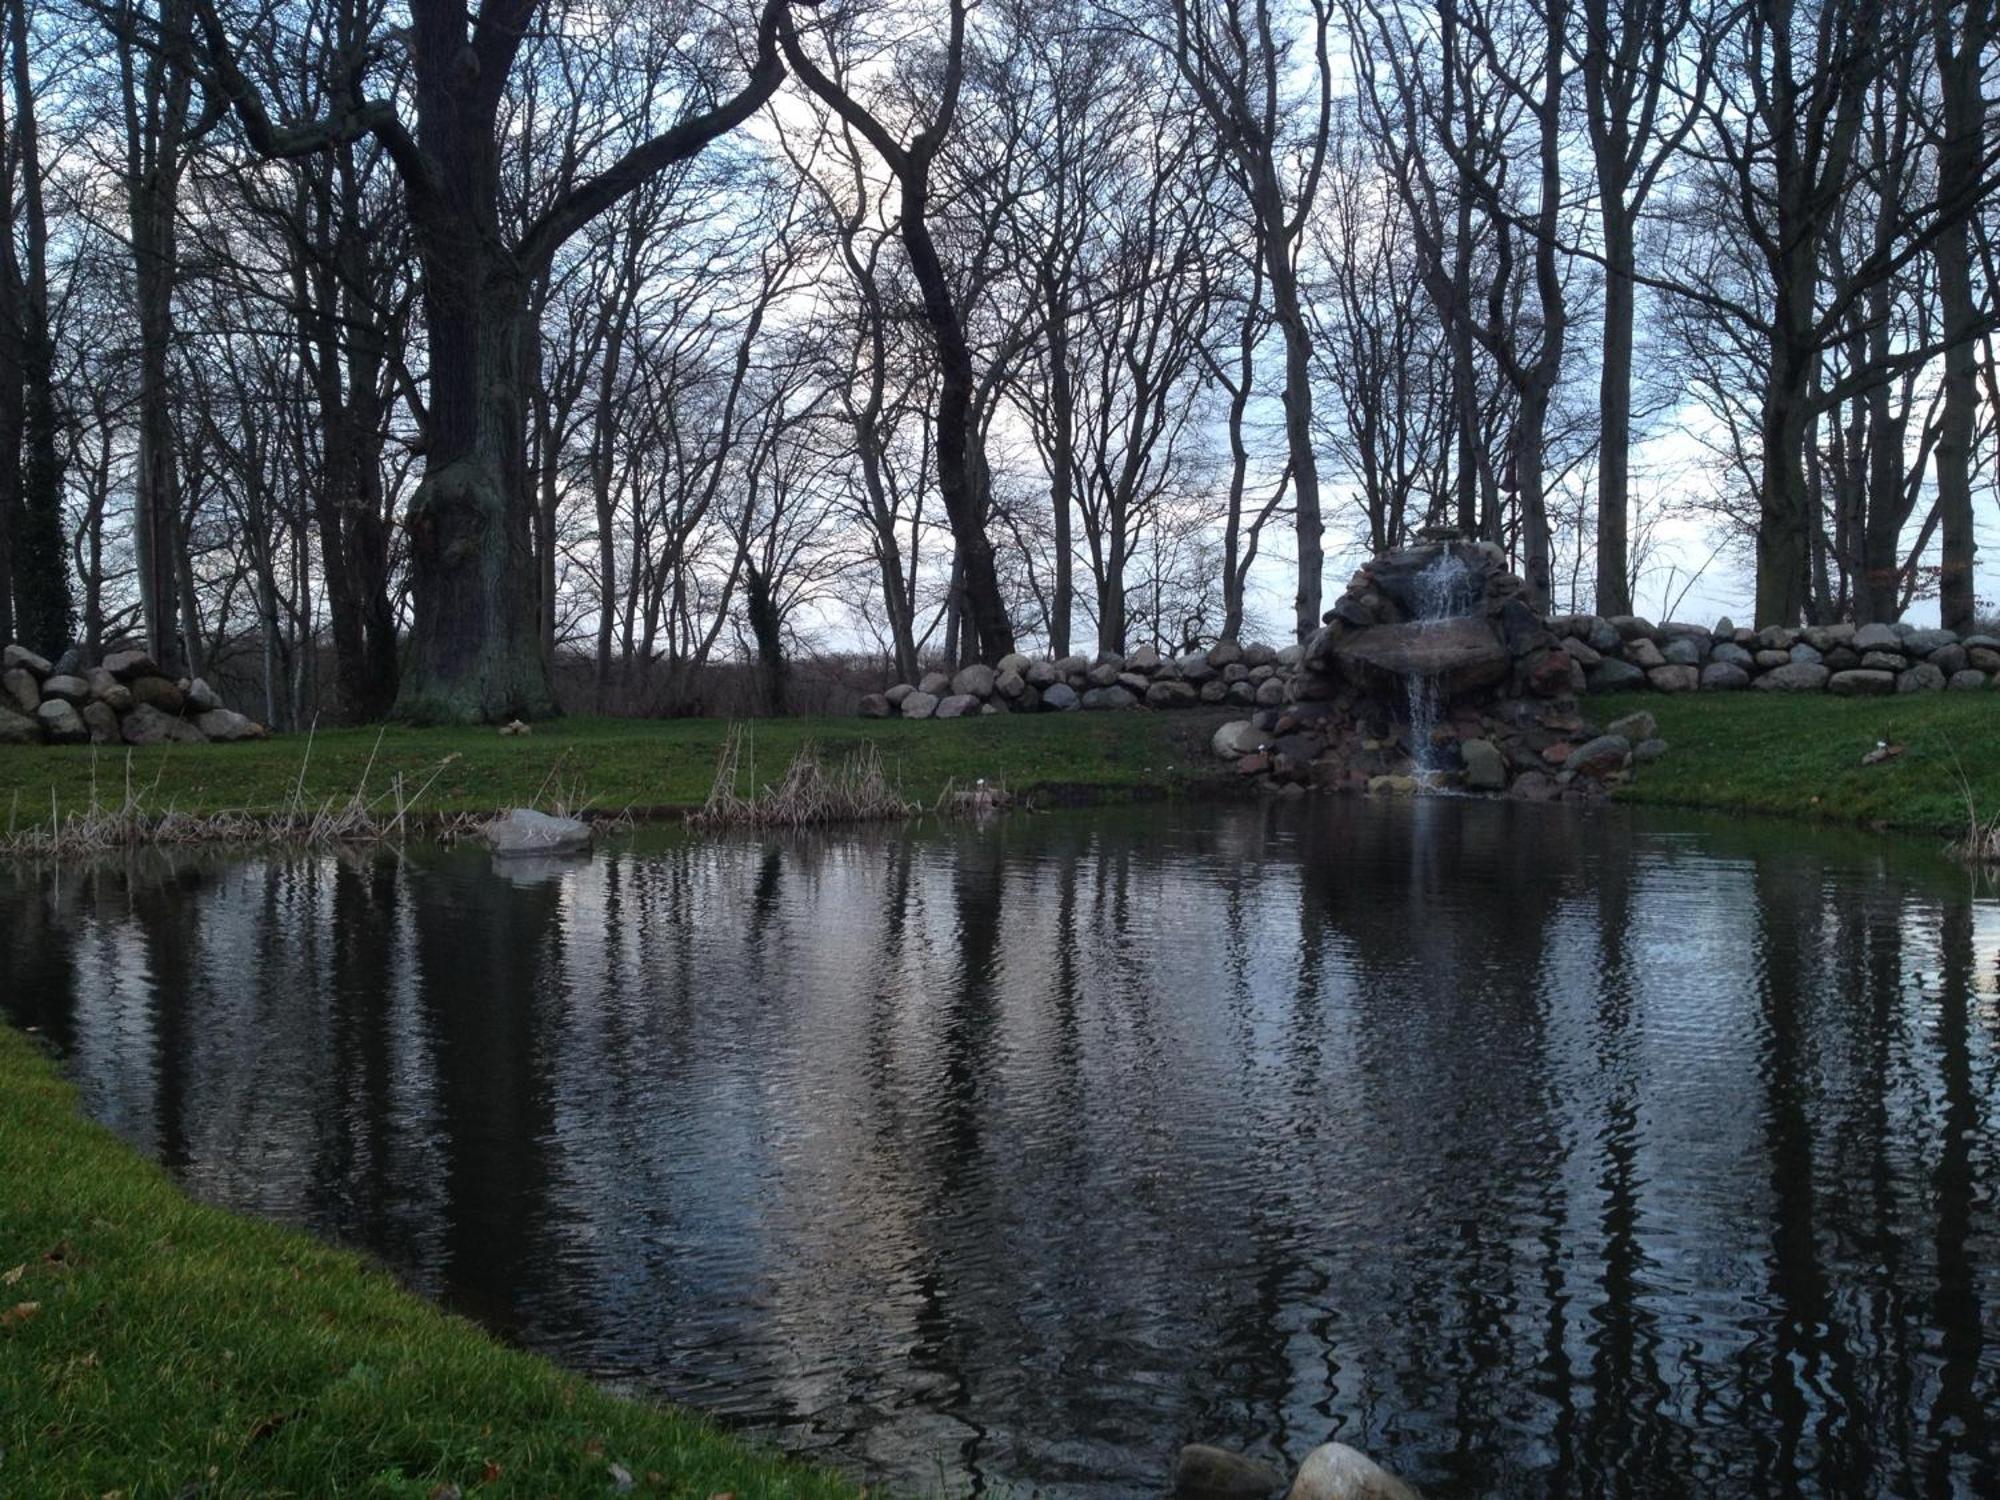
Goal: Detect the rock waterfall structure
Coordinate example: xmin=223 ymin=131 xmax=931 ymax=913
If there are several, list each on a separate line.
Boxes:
xmin=1214 ymin=538 xmax=1661 ymax=800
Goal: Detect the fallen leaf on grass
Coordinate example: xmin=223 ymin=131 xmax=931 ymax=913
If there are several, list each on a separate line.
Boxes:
xmin=2 ymin=1264 xmax=23 ymax=1285
xmin=480 ymin=1459 xmax=502 ymax=1484
xmin=1 ymin=1301 xmax=41 ymax=1327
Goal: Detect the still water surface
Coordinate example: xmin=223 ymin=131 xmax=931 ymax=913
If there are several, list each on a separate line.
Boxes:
xmin=4 ymin=800 xmax=1999 ymax=1497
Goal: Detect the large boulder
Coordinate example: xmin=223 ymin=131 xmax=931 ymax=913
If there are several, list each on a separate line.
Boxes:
xmin=1947 ymin=669 xmax=1988 ymax=692
xmin=1461 ymin=736 xmax=1508 ymax=790
xmin=857 ymin=693 xmax=891 ymax=719
xmin=1332 ymin=617 xmax=1510 ymax=699
xmin=121 ymin=703 xmax=204 ymax=745
xmin=80 ymin=701 xmax=120 ymax=744
xmin=1286 ymin=1442 xmax=1423 ymax=1500
xmin=1213 ymin=721 xmax=1266 ymax=759
xmin=38 ymin=673 xmax=88 ymax=704
xmin=995 ymin=652 xmax=1032 ymax=675
xmin=1145 ymin=680 xmax=1198 ymax=709
xmin=101 ymin=647 xmax=158 ymax=681
xmin=1904 ymin=627 xmax=1958 ymax=655
xmin=1043 ymin=682 xmax=1081 ymax=711
xmin=1080 ymin=684 xmax=1137 ymax=710
xmin=1176 ymin=652 xmax=1217 ymax=684
xmin=1897 ymin=662 xmax=1946 ymax=693
xmin=1646 ymin=664 xmax=1699 ymax=693
xmin=1175 ymin=1444 xmax=1286 ymax=1500
xmin=917 ymin=670 xmax=952 ymax=697
xmin=482 ymin=807 xmax=591 ymax=858
xmin=899 ymin=690 xmax=939 ymax=720
xmin=1853 ymin=622 xmax=1900 ymax=652
xmin=127 ymin=675 xmax=186 ymax=713
xmin=1586 ymin=658 xmax=1646 ymax=691
xmin=0 ymin=704 xmax=38 ymax=744
xmin=1753 ymin=662 xmax=1830 ymax=692
xmin=934 ymin=693 xmax=981 ymax=719
xmin=1606 ymin=710 xmax=1657 ymax=743
xmin=1700 ymin=662 xmax=1750 ymax=691
xmin=185 ymin=677 xmax=224 ymax=713
xmin=994 ymin=668 xmax=1026 ymax=700
xmin=2 ymin=643 xmax=51 ymax=676
xmin=950 ymin=663 xmax=997 ymax=699
xmin=1559 ymin=636 xmax=1602 ymax=667
xmin=192 ymin=709 xmax=264 ymax=743
xmin=1710 ymin=641 xmax=1756 ymax=670
xmin=1656 ymin=636 xmax=1704 ymax=668
xmin=1830 ymin=669 xmax=1896 ymax=697
xmin=1 ymin=666 xmax=37 ymax=715
xmin=35 ymin=698 xmax=87 ymax=744
xmin=1563 ymin=734 xmax=1632 ymax=779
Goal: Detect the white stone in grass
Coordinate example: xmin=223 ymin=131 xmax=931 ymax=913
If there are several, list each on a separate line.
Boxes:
xmin=482 ymin=807 xmax=591 ymax=858
xmin=1287 ymin=1443 xmax=1423 ymax=1500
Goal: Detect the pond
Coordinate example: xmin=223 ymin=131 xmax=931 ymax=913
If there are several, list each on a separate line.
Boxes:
xmin=4 ymin=800 xmax=1999 ymax=1498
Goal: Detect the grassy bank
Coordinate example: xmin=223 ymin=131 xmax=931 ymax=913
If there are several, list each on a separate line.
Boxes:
xmin=0 ymin=693 xmax=1993 ymax=840
xmin=0 ymin=1022 xmax=859 ymax=1499
xmin=0 ymin=711 xmax=1232 ymax=827
xmin=1598 ymin=690 xmax=2000 ymax=835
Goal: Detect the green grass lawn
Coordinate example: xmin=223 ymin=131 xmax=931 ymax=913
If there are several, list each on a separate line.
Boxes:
xmin=1599 ymin=689 xmax=2000 ymax=835
xmin=2 ymin=694 xmax=1996 ymax=836
xmin=0 ymin=1023 xmax=859 ymax=1500
xmin=0 ymin=711 xmax=1234 ymax=828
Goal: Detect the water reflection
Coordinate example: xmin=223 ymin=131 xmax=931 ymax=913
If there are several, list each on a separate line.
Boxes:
xmin=4 ymin=801 xmax=1998 ymax=1498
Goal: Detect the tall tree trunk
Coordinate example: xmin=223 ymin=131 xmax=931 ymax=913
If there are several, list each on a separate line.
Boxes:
xmin=396 ymin=249 xmax=555 ymax=722
xmin=1595 ymin=201 xmax=1636 ymax=617
xmin=898 ymin=178 xmax=1014 ymax=663
xmin=1932 ymin=0 xmax=1989 ymax=634
xmin=123 ymin=0 xmax=194 ymax=674
xmin=0 ymin=165 xmax=20 ymax=649
xmin=1756 ymin=333 xmax=1816 ymax=627
xmin=1044 ymin=273 xmax=1074 ymax=658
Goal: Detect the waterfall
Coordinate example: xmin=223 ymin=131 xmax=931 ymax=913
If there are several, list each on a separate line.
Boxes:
xmin=1403 ymin=550 xmax=1478 ymax=779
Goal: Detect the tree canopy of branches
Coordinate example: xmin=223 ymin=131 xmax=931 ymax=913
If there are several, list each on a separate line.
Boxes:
xmin=0 ymin=0 xmax=1995 ymax=727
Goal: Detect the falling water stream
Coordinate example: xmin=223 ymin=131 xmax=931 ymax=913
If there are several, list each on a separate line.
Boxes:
xmin=1402 ymin=550 xmax=1480 ymax=778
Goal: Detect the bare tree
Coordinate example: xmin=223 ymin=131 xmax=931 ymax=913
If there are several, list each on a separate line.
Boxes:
xmin=187 ymin=0 xmax=796 ymax=720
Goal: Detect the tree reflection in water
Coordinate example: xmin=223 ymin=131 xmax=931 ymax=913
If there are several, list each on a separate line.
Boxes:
xmin=3 ymin=801 xmax=1996 ymax=1498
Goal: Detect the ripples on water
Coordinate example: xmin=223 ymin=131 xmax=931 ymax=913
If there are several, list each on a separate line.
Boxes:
xmin=4 ymin=800 xmax=1999 ymax=1498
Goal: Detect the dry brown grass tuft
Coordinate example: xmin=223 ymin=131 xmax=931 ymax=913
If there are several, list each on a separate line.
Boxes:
xmin=1 ymin=729 xmax=483 ymax=858
xmin=690 ymin=725 xmax=918 ymax=829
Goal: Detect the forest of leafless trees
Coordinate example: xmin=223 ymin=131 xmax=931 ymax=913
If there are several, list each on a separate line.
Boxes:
xmin=0 ymin=0 xmax=1993 ymax=722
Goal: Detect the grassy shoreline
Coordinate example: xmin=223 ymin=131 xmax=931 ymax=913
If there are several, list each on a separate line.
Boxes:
xmin=0 ymin=1022 xmax=860 ymax=1499
xmin=1 ymin=694 xmax=1996 ymax=839
xmin=3 ymin=692 xmax=1993 ymax=1494
xmin=0 ymin=711 xmax=1234 ymax=834
xmin=1593 ymin=691 xmax=2000 ymax=836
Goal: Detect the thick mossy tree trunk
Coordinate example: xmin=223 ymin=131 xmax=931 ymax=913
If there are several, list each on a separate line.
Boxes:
xmin=194 ymin=0 xmax=790 ymax=723
xmin=394 ymin=261 xmax=555 ymax=724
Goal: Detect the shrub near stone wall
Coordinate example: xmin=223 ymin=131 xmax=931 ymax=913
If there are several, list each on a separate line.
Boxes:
xmin=0 ymin=643 xmax=267 ymax=746
xmin=860 ymin=641 xmax=1295 ymax=719
xmin=1554 ymin=615 xmax=2000 ymax=695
